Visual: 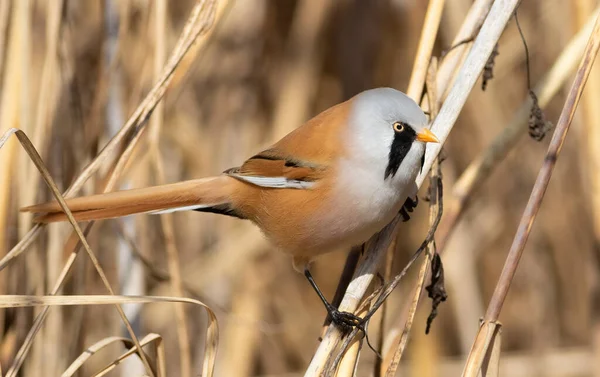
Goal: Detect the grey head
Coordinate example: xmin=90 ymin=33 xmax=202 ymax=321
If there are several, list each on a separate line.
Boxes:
xmin=345 ymin=87 xmax=438 ymax=181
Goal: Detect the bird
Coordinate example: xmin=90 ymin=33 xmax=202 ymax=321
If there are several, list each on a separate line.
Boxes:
xmin=22 ymin=87 xmax=439 ymax=328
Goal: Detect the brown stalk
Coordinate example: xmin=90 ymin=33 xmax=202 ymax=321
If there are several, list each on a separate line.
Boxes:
xmin=488 ymin=14 xmax=599 ymax=324
xmin=1 ymin=129 xmax=155 ymax=376
xmin=406 ymin=0 xmax=446 ymax=100
xmin=382 ymin=57 xmax=441 ymax=377
xmin=573 ymin=0 xmax=600 ymax=374
xmin=0 ymin=0 xmax=10 ymax=79
xmin=334 ymin=307 xmax=368 ymax=377
xmin=462 ymin=10 xmax=600 ymax=377
xmin=485 ymin=8 xmax=600 ymax=327
xmin=0 ymin=0 xmax=218 ymax=270
xmin=436 ymin=7 xmax=600 ymax=251
xmin=2 ymin=1 xmax=220 ymax=375
xmin=20 ymin=0 xmax=65 ymax=231
xmin=150 ymin=0 xmax=191 ymax=375
xmin=0 ymin=0 xmax=29 ymax=350
xmin=384 ymin=8 xmax=598 ymax=358
xmin=0 ymin=0 xmax=29 ymax=261
xmin=22 ymin=3 xmax=65 ymax=373
xmin=370 ymin=2 xmax=446 ymax=370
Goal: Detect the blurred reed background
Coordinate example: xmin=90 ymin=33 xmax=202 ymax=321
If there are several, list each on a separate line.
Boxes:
xmin=0 ymin=0 xmax=599 ymax=376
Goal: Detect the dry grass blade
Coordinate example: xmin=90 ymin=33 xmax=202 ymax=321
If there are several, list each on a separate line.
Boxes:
xmin=406 ymin=0 xmax=446 ymax=100
xmin=373 ymin=1 xmax=445 ymax=369
xmin=0 ymin=0 xmax=218 ymax=270
xmin=437 ymin=6 xmax=600 ymax=250
xmin=0 ymin=128 xmax=155 ymax=376
xmin=91 ymin=334 xmax=164 ymax=377
xmin=480 ymin=325 xmax=502 ymax=377
xmin=0 ymin=0 xmax=11 ymax=77
xmin=463 ymin=9 xmax=600 ymax=377
xmin=383 ymin=58 xmax=441 ymax=377
xmin=61 ymin=334 xmax=161 ymax=377
xmin=0 ymin=294 xmax=218 ymax=377
xmin=436 ymin=0 xmax=493 ymax=99
xmin=61 ymin=335 xmax=136 ymax=376
xmin=4 ymin=224 xmax=91 ymax=377
xmin=168 ymin=0 xmax=232 ymax=94
xmin=150 ymin=1 xmax=191 ymax=376
xmin=66 ymin=0 xmax=217 ymax=193
xmin=21 ymin=0 xmax=64 ymax=229
xmin=484 ymin=9 xmax=600 ymax=325
xmin=417 ymin=0 xmax=521 ymax=187
xmin=0 ymin=4 xmax=220 ymax=372
xmin=462 ymin=322 xmax=502 ymax=377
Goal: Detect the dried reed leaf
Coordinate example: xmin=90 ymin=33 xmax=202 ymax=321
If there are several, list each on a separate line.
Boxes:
xmin=61 ymin=335 xmax=157 ymax=377
xmin=463 ymin=8 xmax=600 ymax=377
xmin=0 ymin=0 xmax=218 ymax=271
xmin=1 ymin=3 xmax=220 ymax=373
xmin=383 ymin=58 xmax=441 ymax=377
xmin=461 ymin=322 xmax=501 ymax=377
xmin=91 ymin=334 xmax=163 ymax=377
xmin=0 ymin=294 xmax=218 ymax=377
xmin=481 ymin=326 xmax=502 ymax=377
xmin=439 ymin=5 xmax=600 ymax=251
xmin=0 ymin=128 xmax=155 ymax=376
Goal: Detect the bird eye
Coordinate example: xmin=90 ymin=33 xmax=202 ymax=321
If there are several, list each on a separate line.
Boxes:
xmin=393 ymin=122 xmax=405 ymax=133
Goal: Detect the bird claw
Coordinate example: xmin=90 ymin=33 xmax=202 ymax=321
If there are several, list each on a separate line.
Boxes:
xmin=327 ymin=306 xmax=364 ymax=334
xmin=400 ymin=196 xmax=418 ymax=221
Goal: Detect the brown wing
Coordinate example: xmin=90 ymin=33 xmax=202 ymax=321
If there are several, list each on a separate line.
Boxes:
xmin=224 ymin=99 xmax=351 ymax=187
xmin=224 ymin=149 xmax=326 ymax=188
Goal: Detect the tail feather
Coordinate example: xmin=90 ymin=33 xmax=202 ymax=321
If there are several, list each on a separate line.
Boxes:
xmin=21 ymin=176 xmax=238 ymax=223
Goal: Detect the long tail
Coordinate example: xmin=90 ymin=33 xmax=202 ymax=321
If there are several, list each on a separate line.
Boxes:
xmin=21 ymin=176 xmax=240 ymax=223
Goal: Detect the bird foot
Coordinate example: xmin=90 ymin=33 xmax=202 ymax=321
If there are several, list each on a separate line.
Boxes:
xmin=326 ymin=305 xmax=364 ymax=334
xmin=400 ymin=196 xmax=418 ymax=221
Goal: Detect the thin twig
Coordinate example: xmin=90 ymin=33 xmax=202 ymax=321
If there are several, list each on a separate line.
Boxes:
xmin=3 ymin=2 xmax=220 ymax=375
xmin=406 ymin=0 xmax=446 ymax=100
xmin=0 ymin=0 xmax=218 ymax=270
xmin=436 ymin=0 xmax=494 ymax=100
xmin=383 ymin=57 xmax=441 ymax=376
xmin=373 ymin=2 xmax=446 ymax=371
xmin=435 ymin=6 xmax=600 ymax=251
xmin=2 ymin=129 xmax=155 ymax=376
xmin=462 ymin=9 xmax=600 ymax=377
xmin=484 ymin=9 xmax=600 ymax=325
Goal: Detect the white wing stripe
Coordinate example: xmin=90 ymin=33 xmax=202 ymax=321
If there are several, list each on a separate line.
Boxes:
xmin=147 ymin=204 xmax=210 ymax=215
xmin=230 ymin=174 xmax=315 ymax=189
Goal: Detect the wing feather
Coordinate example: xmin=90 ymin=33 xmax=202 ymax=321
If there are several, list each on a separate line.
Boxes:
xmin=224 ymin=149 xmax=325 ymax=189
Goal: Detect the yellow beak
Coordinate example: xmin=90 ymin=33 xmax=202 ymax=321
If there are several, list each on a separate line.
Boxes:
xmin=416 ymin=129 xmax=440 ymax=143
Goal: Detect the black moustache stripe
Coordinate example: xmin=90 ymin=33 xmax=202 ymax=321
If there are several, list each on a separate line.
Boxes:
xmin=384 ymin=126 xmax=417 ymax=179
